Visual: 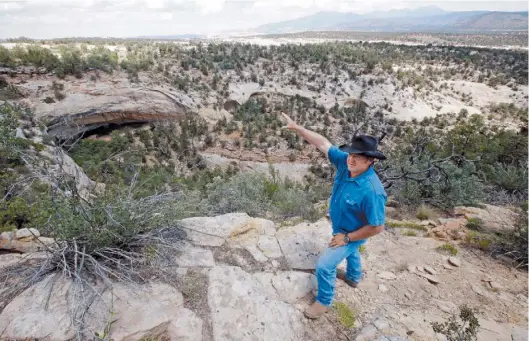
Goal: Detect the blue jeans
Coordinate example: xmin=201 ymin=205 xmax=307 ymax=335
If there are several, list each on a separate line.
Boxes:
xmin=315 ymin=240 xmax=365 ymax=306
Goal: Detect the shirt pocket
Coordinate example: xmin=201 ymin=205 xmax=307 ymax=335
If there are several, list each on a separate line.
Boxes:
xmin=344 ymin=195 xmax=361 ymax=211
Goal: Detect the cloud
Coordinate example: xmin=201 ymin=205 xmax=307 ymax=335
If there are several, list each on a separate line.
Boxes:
xmin=194 ymin=0 xmax=225 ymax=13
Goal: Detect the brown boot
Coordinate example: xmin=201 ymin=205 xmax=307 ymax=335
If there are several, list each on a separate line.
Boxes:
xmin=304 ymin=301 xmax=328 ymax=319
xmin=336 ymin=269 xmax=359 ymax=288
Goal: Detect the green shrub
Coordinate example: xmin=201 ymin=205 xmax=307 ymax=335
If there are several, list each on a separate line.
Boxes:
xmin=202 ymin=171 xmax=321 ymax=221
xmin=0 ymin=46 xmax=13 ymax=66
xmin=85 ymin=47 xmax=118 ymax=73
xmin=436 ymin=243 xmax=458 ymax=256
xmin=484 ymin=162 xmax=528 ymax=194
xmin=465 ymin=217 xmax=484 ymax=231
xmin=271 ymin=186 xmax=318 ymax=220
xmin=497 ymin=202 xmax=528 ymax=266
xmin=465 ymin=231 xmax=493 ymax=251
xmin=38 ymin=185 xmax=183 ymax=253
xmin=0 ymin=196 xmax=48 ymax=231
xmin=332 ymin=301 xmax=356 ymax=328
xmin=203 ymin=173 xmax=271 ymax=217
xmin=416 ymin=204 xmax=435 ymax=220
xmin=54 ymin=89 xmax=66 ymax=101
xmin=402 ymin=230 xmax=418 ymax=237
xmin=390 ymin=161 xmax=484 ymax=210
xmin=432 ymin=305 xmax=480 ymax=341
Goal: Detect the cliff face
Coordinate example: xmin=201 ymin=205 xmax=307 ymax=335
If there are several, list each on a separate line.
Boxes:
xmin=8 ymin=73 xmax=194 ymax=140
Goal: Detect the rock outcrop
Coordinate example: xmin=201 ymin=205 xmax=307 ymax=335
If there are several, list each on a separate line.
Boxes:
xmin=0 ymin=228 xmax=54 ymax=253
xmin=0 ymin=212 xmax=527 ymax=341
xmin=42 ymin=87 xmax=192 ymax=140
xmin=13 ymin=75 xmax=194 ymax=139
xmin=454 ymin=204 xmax=518 ymax=232
xmin=0 ymin=275 xmax=202 ymax=341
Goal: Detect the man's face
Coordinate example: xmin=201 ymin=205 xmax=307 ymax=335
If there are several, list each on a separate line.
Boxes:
xmin=346 ymin=153 xmax=373 ymax=174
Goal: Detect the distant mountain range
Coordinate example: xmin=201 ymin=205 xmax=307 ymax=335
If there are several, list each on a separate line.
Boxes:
xmin=256 ymin=6 xmax=528 ymax=34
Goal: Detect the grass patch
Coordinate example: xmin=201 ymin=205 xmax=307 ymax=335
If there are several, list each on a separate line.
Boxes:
xmin=465 ymin=231 xmax=494 ymax=251
xmin=332 ymin=301 xmax=356 ymax=328
xmin=416 ymin=204 xmax=436 ymax=220
xmin=359 ymin=245 xmax=366 ymax=254
xmin=436 ymin=243 xmax=459 ymax=256
xmin=402 ymin=230 xmax=418 ymax=237
xmin=386 ymin=220 xmax=428 ymax=231
xmin=466 ymin=217 xmax=485 ymax=231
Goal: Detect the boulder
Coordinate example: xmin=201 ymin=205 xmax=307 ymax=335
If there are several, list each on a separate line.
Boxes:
xmin=14 ymin=228 xmax=40 ymax=240
xmin=39 ymin=147 xmax=103 ymax=200
xmin=0 ymin=231 xmax=55 ymax=253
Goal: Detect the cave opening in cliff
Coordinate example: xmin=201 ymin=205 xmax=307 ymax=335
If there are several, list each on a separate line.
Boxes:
xmin=81 ymin=121 xmax=150 ymax=141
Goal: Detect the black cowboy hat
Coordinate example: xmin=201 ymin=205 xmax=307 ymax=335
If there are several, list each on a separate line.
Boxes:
xmin=339 ymin=135 xmax=387 ymax=160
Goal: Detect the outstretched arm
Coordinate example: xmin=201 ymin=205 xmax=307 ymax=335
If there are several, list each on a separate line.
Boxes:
xmin=279 ymin=112 xmax=332 ymax=155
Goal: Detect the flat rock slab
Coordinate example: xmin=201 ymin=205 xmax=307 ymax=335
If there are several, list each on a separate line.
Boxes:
xmin=417 ymin=272 xmax=440 ymax=284
xmin=208 ymin=266 xmax=305 ymax=341
xmin=255 ymin=271 xmax=316 ymax=304
xmin=423 ymin=266 xmax=438 ymax=275
xmin=275 ymin=219 xmax=331 ymax=270
xmin=433 ymin=299 xmax=456 ymax=313
xmin=477 ymin=319 xmax=528 ymax=341
xmin=448 ymin=256 xmax=461 ymax=267
xmin=244 ymin=244 xmax=269 ymax=262
xmin=0 ymin=275 xmax=77 ymax=340
xmin=377 ymin=271 xmax=397 ymax=280
xmin=0 ymin=276 xmax=202 ymax=341
xmin=257 ymin=235 xmax=283 ymax=259
xmin=174 ymin=242 xmax=215 ymax=267
xmin=89 ymin=282 xmax=203 ymax=341
xmin=179 ymin=213 xmax=251 ymax=246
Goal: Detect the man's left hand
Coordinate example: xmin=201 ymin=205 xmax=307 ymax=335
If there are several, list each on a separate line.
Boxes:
xmin=329 ymin=233 xmax=348 ymax=248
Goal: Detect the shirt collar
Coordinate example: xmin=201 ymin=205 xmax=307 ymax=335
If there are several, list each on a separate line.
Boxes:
xmin=347 ymin=166 xmax=375 ymax=183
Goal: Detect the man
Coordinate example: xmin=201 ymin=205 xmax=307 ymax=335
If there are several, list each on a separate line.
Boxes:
xmin=279 ymin=112 xmax=387 ymax=319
